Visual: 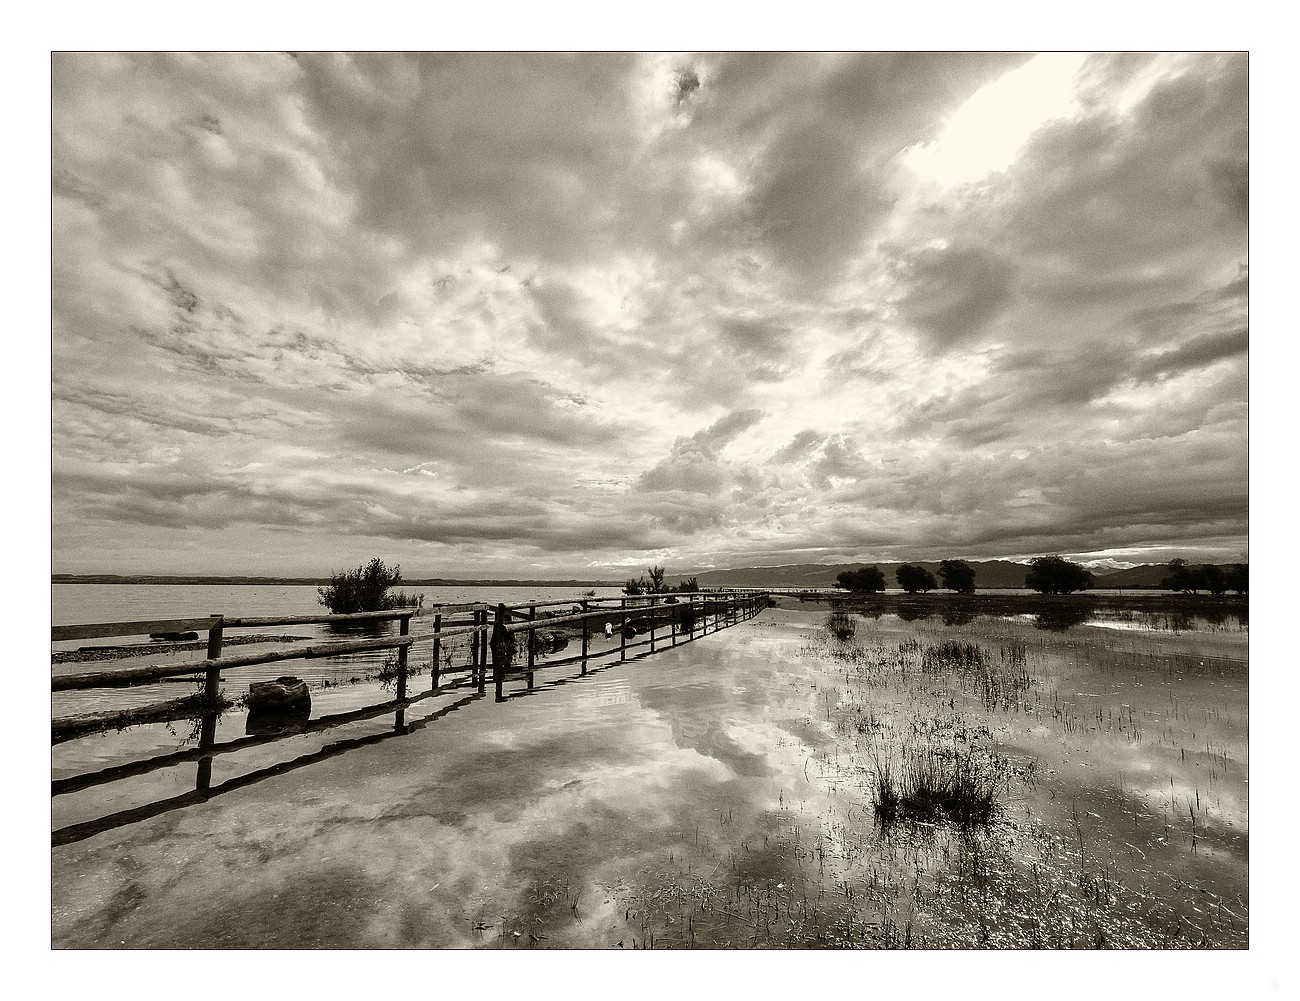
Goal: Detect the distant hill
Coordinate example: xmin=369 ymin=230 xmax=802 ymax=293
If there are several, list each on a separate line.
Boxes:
xmin=672 ymin=560 xmax=1244 ymax=590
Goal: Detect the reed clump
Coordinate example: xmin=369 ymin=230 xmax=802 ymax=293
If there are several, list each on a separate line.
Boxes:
xmin=825 ymin=610 xmax=857 ymax=641
xmin=873 ymin=744 xmax=1005 ymax=827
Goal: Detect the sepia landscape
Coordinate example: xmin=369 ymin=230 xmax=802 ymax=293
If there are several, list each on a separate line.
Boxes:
xmin=50 ymin=51 xmax=1249 ymax=958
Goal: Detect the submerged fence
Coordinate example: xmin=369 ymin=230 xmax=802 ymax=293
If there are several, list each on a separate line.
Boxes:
xmin=51 ymin=590 xmax=769 ymax=846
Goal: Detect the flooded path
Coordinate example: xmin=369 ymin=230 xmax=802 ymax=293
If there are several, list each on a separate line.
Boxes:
xmin=51 ymin=602 xmax=1247 ymax=948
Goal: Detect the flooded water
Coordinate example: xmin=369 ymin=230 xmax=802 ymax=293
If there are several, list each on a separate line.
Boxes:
xmin=50 ymin=598 xmax=1246 ymax=949
xmin=52 ymin=583 xmax=626 ymax=717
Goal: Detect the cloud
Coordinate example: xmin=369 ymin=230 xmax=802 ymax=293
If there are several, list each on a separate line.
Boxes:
xmin=637 ymin=409 xmax=765 ymax=494
xmin=895 ymin=244 xmax=1015 ymax=349
xmin=50 ymin=53 xmax=1249 ymax=576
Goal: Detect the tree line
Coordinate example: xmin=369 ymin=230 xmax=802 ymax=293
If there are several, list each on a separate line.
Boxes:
xmin=1160 ymin=558 xmax=1247 ymax=595
xmin=836 ymin=560 xmax=976 ymax=594
xmin=835 ymin=556 xmax=1248 ymax=595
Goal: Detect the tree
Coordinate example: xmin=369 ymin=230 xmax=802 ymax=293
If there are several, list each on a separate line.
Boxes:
xmin=1224 ymin=563 xmax=1248 ymax=594
xmin=1024 ymin=555 xmax=1094 ymax=595
xmin=673 ymin=576 xmax=700 ymax=593
xmin=624 ymin=565 xmax=674 ymax=595
xmin=895 ymin=563 xmax=937 ymax=593
xmin=1161 ymin=558 xmax=1204 ymax=594
xmin=937 ymin=559 xmax=976 ymax=594
xmin=318 ymin=558 xmax=423 ymax=614
xmin=1200 ymin=564 xmax=1227 ymax=596
xmin=835 ymin=566 xmax=886 ymax=593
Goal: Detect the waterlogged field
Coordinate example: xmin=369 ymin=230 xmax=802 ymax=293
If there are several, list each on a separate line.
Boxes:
xmin=572 ymin=601 xmax=1247 ymax=949
xmin=51 ymin=598 xmax=1246 ymax=949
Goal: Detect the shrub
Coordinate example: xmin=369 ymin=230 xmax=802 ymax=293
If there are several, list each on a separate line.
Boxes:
xmin=835 ymin=566 xmax=886 ymax=593
xmin=937 ymin=559 xmax=976 ymax=593
xmin=1024 ymin=555 xmax=1093 ymax=594
xmin=318 ymin=558 xmax=423 ymax=614
xmin=895 ymin=563 xmax=937 ymax=593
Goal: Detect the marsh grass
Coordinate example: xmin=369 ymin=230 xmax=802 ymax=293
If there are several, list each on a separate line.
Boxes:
xmin=825 ymin=610 xmax=856 ymax=641
xmin=872 ymin=743 xmax=1005 ymax=826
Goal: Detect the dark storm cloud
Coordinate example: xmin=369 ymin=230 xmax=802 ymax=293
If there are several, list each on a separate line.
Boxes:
xmin=895 ymin=243 xmax=1016 ymax=349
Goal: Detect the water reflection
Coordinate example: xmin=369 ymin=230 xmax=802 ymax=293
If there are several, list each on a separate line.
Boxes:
xmin=52 ymin=601 xmax=1247 ymax=949
xmin=1033 ymin=603 xmax=1094 ymax=632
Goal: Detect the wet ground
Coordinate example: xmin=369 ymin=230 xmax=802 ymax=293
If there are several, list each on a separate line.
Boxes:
xmin=51 ymin=601 xmax=1247 ymax=948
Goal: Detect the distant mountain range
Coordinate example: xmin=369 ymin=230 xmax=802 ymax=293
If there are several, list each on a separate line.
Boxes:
xmin=671 ymin=560 xmax=1242 ymax=590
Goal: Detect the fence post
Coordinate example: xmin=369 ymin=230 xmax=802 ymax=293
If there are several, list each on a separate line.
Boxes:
xmin=581 ymin=600 xmax=589 ymax=676
xmin=195 ymin=613 xmax=224 ymax=795
xmin=431 ymin=612 xmax=442 ymax=689
xmin=650 ymin=594 xmax=657 ymax=654
xmin=395 ymin=613 xmax=411 ymax=730
xmin=620 ymin=598 xmax=627 ymax=661
xmin=491 ymin=603 xmax=509 ymax=702
xmin=527 ymin=605 xmax=536 ymax=689
xmin=476 ymin=610 xmax=486 ymax=694
xmin=470 ymin=610 xmax=481 ymax=686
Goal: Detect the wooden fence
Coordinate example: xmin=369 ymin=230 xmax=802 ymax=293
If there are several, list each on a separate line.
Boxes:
xmin=51 ymin=590 xmax=770 ymax=846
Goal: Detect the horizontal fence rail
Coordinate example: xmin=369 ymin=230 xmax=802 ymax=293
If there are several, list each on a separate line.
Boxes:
xmin=51 ymin=590 xmax=770 ymax=846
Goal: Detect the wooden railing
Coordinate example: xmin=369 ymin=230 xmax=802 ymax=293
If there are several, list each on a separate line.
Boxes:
xmin=51 ymin=590 xmax=770 ymax=845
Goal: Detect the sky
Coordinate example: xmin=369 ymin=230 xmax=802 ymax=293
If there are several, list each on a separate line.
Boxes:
xmin=50 ymin=51 xmax=1249 ymax=578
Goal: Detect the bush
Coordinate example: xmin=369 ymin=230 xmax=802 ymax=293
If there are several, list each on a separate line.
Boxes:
xmin=1024 ymin=555 xmax=1093 ymax=594
xmin=836 ymin=566 xmax=886 ymax=593
xmin=318 ymin=558 xmax=423 ymax=614
xmin=895 ymin=563 xmax=937 ymax=593
xmin=937 ymin=559 xmax=976 ymax=593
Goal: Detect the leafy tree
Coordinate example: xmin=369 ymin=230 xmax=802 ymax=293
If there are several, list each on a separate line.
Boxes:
xmin=835 ymin=566 xmax=886 ymax=593
xmin=1024 ymin=555 xmax=1094 ymax=595
xmin=647 ymin=565 xmax=667 ymax=592
xmin=623 ymin=577 xmax=645 ymax=596
xmin=895 ymin=563 xmax=937 ymax=593
xmin=937 ymin=559 xmax=976 ymax=594
xmin=318 ymin=558 xmax=423 ymax=614
xmin=673 ymin=576 xmax=700 ymax=593
xmin=1161 ymin=558 xmax=1204 ymax=594
xmin=1224 ymin=563 xmax=1248 ymax=594
xmin=1200 ymin=564 xmax=1227 ymax=596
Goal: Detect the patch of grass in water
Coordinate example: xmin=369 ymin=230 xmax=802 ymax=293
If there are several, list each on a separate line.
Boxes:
xmin=824 ymin=610 xmax=856 ymax=641
xmin=873 ymin=744 xmax=1003 ymax=827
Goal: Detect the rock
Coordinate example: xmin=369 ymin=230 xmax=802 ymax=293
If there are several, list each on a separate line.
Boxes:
xmin=247 ymin=676 xmax=310 ymax=714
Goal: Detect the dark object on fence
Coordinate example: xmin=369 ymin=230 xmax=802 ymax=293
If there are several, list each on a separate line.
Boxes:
xmin=623 ymin=624 xmax=637 ymax=639
xmin=248 ymin=676 xmax=310 ymax=713
xmin=150 ymin=631 xmax=200 ymax=641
